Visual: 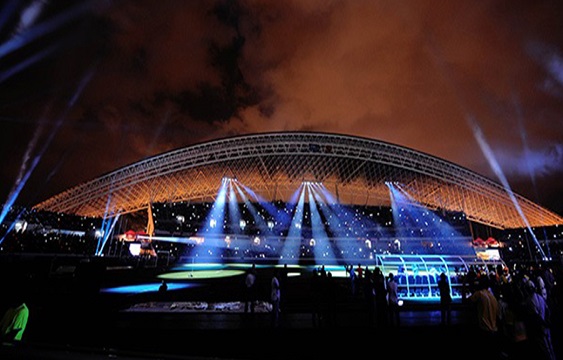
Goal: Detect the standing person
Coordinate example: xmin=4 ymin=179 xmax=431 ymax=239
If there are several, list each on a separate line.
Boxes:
xmin=387 ymin=272 xmax=400 ymax=328
xmin=498 ymin=285 xmax=529 ymax=360
xmin=279 ymin=263 xmax=289 ymax=313
xmin=373 ymin=266 xmax=388 ymax=328
xmin=0 ymin=295 xmax=29 ymax=342
xmin=244 ymin=264 xmax=257 ymax=314
xmin=523 ymin=280 xmax=557 ymax=360
xmin=323 ymin=272 xmax=338 ymax=327
xmin=270 ymin=268 xmax=281 ymax=328
xmin=159 ymin=280 xmax=168 ymax=293
xmin=362 ymin=267 xmax=375 ymax=326
xmin=310 ymin=269 xmax=322 ymax=327
xmin=158 ymin=279 xmax=168 ymax=300
xmin=469 ymin=277 xmax=500 ymax=356
xmin=349 ymin=265 xmax=357 ymax=296
xmin=438 ymin=272 xmax=452 ymax=326
xmin=356 ymin=263 xmax=363 ymax=283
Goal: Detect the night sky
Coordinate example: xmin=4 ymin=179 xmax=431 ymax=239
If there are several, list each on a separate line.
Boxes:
xmin=1 ymin=0 xmax=562 ymax=217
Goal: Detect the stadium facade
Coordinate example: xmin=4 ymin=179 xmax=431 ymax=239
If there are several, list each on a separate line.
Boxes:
xmin=33 ymin=131 xmax=562 ymax=230
xmin=12 ymin=132 xmax=561 ymax=302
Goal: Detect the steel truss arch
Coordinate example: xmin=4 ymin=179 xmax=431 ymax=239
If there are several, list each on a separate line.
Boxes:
xmin=33 ymin=131 xmax=563 ymax=229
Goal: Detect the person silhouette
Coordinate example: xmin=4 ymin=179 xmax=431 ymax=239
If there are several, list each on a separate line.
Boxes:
xmin=157 ymin=279 xmax=168 ymax=301
xmin=270 ymin=268 xmax=281 ymax=327
xmin=438 ymin=272 xmax=452 ymax=326
xmin=244 ymin=264 xmax=257 ymax=314
xmin=0 ymin=294 xmax=29 ymax=342
xmin=387 ymin=272 xmax=400 ymax=327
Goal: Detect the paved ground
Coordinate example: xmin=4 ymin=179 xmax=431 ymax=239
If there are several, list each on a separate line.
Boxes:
xmin=1 ymin=306 xmax=480 ymax=360
xmin=5 ymin=290 xmax=562 ymax=359
xmin=1 ymin=257 xmax=562 ymax=359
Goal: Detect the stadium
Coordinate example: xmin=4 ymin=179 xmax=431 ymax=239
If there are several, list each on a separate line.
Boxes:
xmin=2 ymin=131 xmax=563 ymax=360
xmin=31 ymin=131 xmax=561 ymax=227
xmin=2 ymin=131 xmax=558 ymax=302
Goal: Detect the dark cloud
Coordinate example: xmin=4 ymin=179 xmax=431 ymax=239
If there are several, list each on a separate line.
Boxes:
xmin=0 ymin=0 xmax=562 ymax=216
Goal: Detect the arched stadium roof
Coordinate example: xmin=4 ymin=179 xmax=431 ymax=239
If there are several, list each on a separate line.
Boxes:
xmin=33 ymin=131 xmax=563 ymax=230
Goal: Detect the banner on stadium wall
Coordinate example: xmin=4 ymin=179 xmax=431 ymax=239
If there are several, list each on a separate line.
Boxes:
xmin=475 ymin=248 xmax=501 ymax=261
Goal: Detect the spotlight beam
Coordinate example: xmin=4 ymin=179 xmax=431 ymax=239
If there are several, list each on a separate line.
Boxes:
xmin=0 ymin=40 xmax=61 ymax=83
xmin=234 ymin=183 xmax=271 ymax=236
xmin=387 ymin=182 xmax=474 ymax=256
xmin=468 ymin=116 xmax=547 ymax=260
xmin=0 ymin=1 xmax=94 ymax=58
xmin=310 ymin=186 xmax=358 ymax=260
xmin=312 ymin=183 xmax=389 ymax=261
xmin=0 ymin=0 xmax=20 ymax=34
xmin=1 ymin=67 xmax=93 ymax=229
xmin=191 ymin=179 xmax=229 ymax=262
xmin=280 ymin=185 xmax=306 ymax=263
xmin=96 ymin=213 xmax=121 ymax=256
xmin=236 ymin=182 xmax=291 ymax=227
xmin=307 ymin=184 xmax=337 ymax=262
xmin=227 ymin=180 xmax=242 ymax=235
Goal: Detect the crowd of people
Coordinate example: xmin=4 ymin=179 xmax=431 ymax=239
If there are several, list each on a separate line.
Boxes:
xmin=464 ymin=263 xmax=559 ymax=360
xmin=333 ymin=261 xmax=561 ymax=359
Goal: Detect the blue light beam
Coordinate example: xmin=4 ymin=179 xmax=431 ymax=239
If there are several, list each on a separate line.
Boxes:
xmin=307 ymin=184 xmax=337 ymax=263
xmin=280 ymin=185 xmax=306 ymax=264
xmin=468 ymin=115 xmax=547 ymax=260
xmin=190 ymin=178 xmax=229 ymax=263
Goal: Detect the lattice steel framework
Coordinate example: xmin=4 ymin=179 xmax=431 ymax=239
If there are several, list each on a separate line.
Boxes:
xmin=33 ymin=132 xmax=563 ymax=229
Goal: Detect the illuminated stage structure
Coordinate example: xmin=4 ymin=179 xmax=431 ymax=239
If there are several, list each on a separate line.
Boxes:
xmin=33 ymin=132 xmax=563 ymax=301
